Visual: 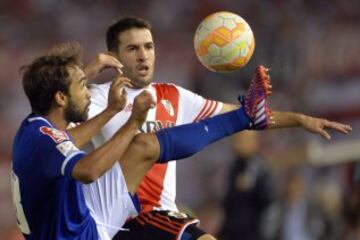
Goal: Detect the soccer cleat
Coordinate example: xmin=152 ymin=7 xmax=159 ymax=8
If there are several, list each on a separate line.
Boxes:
xmin=239 ymin=65 xmax=273 ymax=130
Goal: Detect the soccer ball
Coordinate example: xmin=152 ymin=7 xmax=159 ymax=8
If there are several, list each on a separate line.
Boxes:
xmin=194 ymin=11 xmax=255 ymax=73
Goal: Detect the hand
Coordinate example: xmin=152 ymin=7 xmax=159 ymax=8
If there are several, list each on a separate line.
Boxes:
xmin=84 ymin=53 xmax=123 ymax=79
xmin=130 ymin=91 xmax=156 ymax=125
xmin=300 ymin=115 xmax=352 ymax=140
xmin=107 ymin=76 xmax=132 ymax=113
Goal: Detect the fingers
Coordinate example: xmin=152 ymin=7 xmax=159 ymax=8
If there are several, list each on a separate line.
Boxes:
xmin=98 ymin=53 xmax=123 ymax=74
xmin=135 ymin=91 xmax=156 ymax=109
xmin=108 ymin=58 xmax=123 ymax=75
xmin=323 ymin=120 xmax=352 ymax=134
xmin=314 ymin=119 xmax=352 ymax=140
xmin=112 ymin=76 xmax=133 ymax=88
xmin=319 ymin=129 xmax=331 ymax=140
xmin=138 ymin=91 xmax=156 ymax=108
xmin=121 ymin=88 xmax=128 ymax=99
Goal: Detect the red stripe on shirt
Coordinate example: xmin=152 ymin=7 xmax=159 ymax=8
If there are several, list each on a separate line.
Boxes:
xmin=137 ymin=83 xmax=179 ymax=212
xmin=204 ymin=101 xmax=218 ymax=118
xmin=196 ymin=100 xmax=215 ymax=121
xmin=194 ymin=100 xmax=210 ymax=121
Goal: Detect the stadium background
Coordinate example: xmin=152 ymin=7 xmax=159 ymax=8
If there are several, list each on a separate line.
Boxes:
xmin=0 ymin=0 xmax=359 ymax=239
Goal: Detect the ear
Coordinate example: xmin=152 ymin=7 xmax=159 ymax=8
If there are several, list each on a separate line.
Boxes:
xmin=54 ymin=91 xmax=67 ymax=107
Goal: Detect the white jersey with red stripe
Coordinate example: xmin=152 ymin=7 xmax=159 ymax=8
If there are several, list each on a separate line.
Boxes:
xmin=88 ymin=82 xmax=223 ymax=213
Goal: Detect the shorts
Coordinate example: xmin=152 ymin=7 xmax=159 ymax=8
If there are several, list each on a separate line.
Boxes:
xmin=112 ymin=210 xmax=206 ymax=240
xmin=82 ymin=163 xmax=138 ymax=240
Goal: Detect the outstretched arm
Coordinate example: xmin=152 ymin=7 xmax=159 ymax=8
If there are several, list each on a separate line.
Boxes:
xmin=220 ymin=103 xmax=351 ymax=139
xmin=269 ymin=111 xmax=352 ymax=140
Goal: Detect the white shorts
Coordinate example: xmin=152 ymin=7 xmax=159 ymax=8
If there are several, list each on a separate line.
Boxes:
xmin=82 ymin=163 xmax=138 ymax=240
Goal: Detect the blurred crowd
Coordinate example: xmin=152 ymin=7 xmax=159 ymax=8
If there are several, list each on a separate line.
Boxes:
xmin=0 ymin=0 xmax=359 ymax=239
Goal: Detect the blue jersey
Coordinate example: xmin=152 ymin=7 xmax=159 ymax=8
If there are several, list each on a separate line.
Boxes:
xmin=11 ymin=114 xmax=99 ymax=240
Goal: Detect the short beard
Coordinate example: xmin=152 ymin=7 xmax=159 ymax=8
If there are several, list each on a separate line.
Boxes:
xmin=64 ymin=98 xmax=88 ymax=123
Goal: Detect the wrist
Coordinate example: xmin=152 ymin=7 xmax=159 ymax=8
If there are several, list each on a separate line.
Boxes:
xmin=103 ymin=107 xmax=119 ymax=117
xmin=129 ymin=113 xmax=146 ymax=127
xmin=293 ymin=113 xmax=306 ymax=127
xmin=84 ymin=64 xmax=100 ymax=80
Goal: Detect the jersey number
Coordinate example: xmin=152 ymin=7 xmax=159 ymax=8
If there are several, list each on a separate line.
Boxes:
xmin=11 ymin=171 xmax=31 ymax=234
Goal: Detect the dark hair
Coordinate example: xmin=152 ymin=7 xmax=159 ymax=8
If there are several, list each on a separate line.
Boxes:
xmin=106 ymin=17 xmax=152 ymax=53
xmin=21 ymin=42 xmax=83 ymax=115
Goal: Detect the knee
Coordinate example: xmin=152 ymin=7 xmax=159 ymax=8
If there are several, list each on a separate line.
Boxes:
xmin=132 ymin=133 xmax=160 ymax=161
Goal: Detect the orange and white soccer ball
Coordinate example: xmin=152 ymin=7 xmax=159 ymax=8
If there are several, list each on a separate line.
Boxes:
xmin=194 ymin=11 xmax=255 ymax=73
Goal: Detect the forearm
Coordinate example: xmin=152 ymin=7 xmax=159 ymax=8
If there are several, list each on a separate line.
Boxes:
xmin=67 ymin=108 xmax=118 ymax=148
xmin=72 ymin=120 xmax=140 ymax=183
xmin=83 ymin=65 xmax=99 ymax=80
xmin=220 ymin=103 xmax=240 ymax=114
xmin=269 ymin=111 xmax=305 ymax=129
xmin=223 ymin=105 xmax=307 ymax=129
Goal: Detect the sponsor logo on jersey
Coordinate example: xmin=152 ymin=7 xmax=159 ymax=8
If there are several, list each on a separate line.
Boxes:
xmin=139 ymin=121 xmax=175 ymax=133
xmin=56 ymin=141 xmax=79 ymax=157
xmin=161 ymin=99 xmax=174 ymax=117
xmin=39 ymin=127 xmax=68 ymax=143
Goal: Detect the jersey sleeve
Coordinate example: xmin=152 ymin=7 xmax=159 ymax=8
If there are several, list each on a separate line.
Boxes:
xmin=177 ymin=85 xmax=223 ymax=124
xmin=36 ymin=128 xmax=86 ymax=179
xmin=88 ymin=83 xmax=109 ymax=119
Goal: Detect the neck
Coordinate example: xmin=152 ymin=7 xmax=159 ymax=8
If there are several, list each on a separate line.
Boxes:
xmin=43 ymin=110 xmax=68 ymax=130
xmin=129 ymin=82 xmax=150 ymax=90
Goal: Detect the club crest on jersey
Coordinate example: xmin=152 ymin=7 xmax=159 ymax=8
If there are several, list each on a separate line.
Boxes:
xmin=39 ymin=127 xmax=68 ymax=143
xmin=161 ymin=100 xmax=174 ymax=117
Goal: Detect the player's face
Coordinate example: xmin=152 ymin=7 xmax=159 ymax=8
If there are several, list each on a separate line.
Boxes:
xmin=64 ymin=66 xmax=91 ymax=123
xmin=116 ymin=28 xmax=155 ymax=89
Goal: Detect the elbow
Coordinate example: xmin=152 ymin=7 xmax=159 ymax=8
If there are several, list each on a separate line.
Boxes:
xmin=79 ymin=174 xmax=97 ymax=184
xmin=78 ymin=170 xmax=99 ymax=184
xmin=73 ymin=164 xmax=101 ymax=184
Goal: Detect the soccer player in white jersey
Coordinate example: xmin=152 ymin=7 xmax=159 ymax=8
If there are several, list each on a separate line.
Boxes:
xmin=84 ymin=17 xmax=352 ymax=240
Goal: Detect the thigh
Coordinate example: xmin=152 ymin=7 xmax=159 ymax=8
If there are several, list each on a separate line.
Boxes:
xmin=113 ymin=210 xmax=207 ymax=240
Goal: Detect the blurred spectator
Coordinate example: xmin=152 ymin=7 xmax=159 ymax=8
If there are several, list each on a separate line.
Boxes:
xmin=280 ymin=170 xmax=311 ymax=240
xmin=342 ymin=183 xmax=360 ymax=239
xmin=219 ymin=131 xmax=278 ymax=240
xmin=306 ymin=169 xmax=343 ymax=240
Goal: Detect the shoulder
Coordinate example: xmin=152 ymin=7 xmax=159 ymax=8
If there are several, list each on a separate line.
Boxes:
xmin=38 ymin=126 xmax=70 ymax=144
xmin=151 ymin=82 xmax=183 ymax=97
xmin=22 ymin=116 xmax=69 ymax=143
xmin=17 ymin=117 xmax=70 ymax=153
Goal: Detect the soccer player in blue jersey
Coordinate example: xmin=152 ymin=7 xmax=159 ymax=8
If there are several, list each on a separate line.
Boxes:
xmin=11 ymin=42 xmax=157 ymax=239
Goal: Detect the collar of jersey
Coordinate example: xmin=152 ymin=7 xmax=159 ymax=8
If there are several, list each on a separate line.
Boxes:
xmin=27 ymin=113 xmax=53 ymax=127
xmin=124 ymin=84 xmax=152 ymax=93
